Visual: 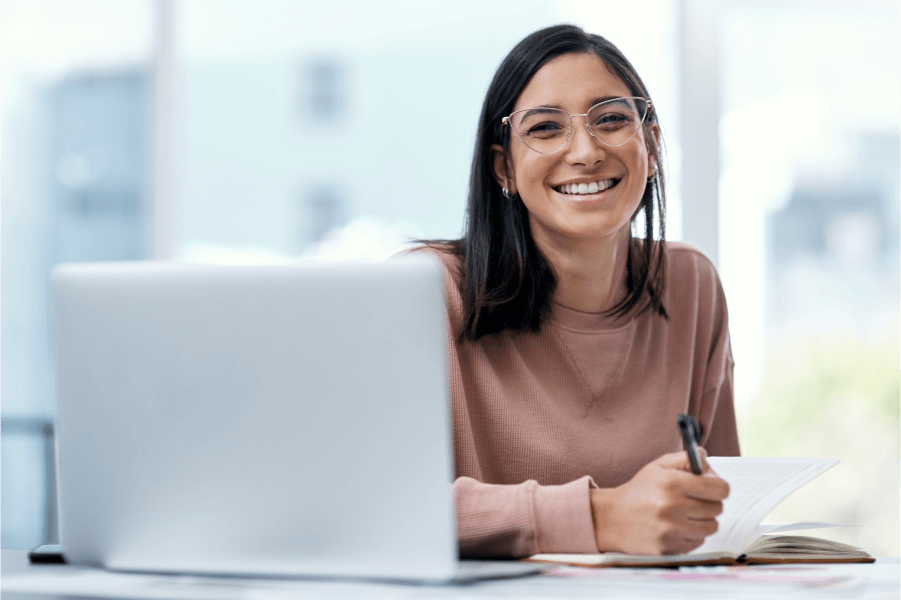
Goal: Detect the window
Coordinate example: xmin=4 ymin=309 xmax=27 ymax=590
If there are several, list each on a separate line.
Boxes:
xmin=303 ymin=58 xmax=344 ymax=123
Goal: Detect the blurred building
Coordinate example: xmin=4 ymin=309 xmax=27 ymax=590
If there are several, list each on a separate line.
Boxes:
xmin=2 ymin=69 xmax=146 ymax=548
xmin=768 ymin=133 xmax=900 ymax=340
xmin=2 ymin=0 xmax=897 ymax=556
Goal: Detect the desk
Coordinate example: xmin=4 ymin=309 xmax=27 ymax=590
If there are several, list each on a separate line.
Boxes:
xmin=2 ymin=551 xmax=898 ymax=599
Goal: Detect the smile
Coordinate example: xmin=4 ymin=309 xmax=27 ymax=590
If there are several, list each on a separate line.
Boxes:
xmin=553 ymin=178 xmax=621 ymax=195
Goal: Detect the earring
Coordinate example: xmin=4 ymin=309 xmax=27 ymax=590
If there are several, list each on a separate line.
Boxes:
xmin=502 ymin=187 xmax=511 ymax=199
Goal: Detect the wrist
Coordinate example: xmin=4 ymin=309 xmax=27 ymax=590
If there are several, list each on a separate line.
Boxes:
xmin=589 ymin=487 xmax=621 ymax=553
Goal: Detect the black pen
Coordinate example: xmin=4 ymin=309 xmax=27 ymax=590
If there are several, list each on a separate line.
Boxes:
xmin=677 ymin=414 xmax=703 ymax=475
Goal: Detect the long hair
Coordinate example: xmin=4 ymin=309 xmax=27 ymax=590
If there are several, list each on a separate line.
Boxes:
xmin=426 ymin=24 xmax=667 ymax=342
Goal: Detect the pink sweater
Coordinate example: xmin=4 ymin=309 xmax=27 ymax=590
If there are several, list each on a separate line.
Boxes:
xmin=423 ymin=242 xmax=740 ymax=558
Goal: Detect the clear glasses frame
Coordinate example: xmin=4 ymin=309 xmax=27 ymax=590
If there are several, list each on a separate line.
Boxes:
xmin=501 ymin=97 xmax=653 ymax=155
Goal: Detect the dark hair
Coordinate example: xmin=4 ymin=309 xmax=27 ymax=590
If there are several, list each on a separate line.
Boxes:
xmin=425 ymin=24 xmax=667 ymax=342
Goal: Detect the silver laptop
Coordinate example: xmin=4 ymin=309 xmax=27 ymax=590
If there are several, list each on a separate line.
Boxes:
xmin=50 ymin=257 xmax=541 ymax=583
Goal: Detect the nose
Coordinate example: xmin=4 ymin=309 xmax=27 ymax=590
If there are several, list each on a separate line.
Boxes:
xmin=565 ymin=115 xmax=606 ymax=165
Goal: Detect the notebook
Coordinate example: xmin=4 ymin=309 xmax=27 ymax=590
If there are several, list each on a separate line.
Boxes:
xmin=528 ymin=457 xmax=874 ymax=567
xmin=49 ymin=256 xmax=542 ymax=583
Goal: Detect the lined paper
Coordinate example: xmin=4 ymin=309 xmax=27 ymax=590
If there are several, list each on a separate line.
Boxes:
xmin=694 ymin=457 xmax=839 ymax=554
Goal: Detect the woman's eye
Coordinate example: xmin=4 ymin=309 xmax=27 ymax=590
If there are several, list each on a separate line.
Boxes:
xmin=526 ymin=121 xmax=565 ymax=137
xmin=593 ymin=113 xmax=631 ymax=129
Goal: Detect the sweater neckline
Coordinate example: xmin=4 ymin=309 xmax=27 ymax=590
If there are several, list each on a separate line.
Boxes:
xmin=548 ymin=300 xmax=635 ymax=333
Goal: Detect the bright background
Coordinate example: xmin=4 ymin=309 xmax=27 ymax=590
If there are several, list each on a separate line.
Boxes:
xmin=2 ymin=0 xmax=898 ymax=556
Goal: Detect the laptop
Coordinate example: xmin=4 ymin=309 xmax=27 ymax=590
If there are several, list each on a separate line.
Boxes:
xmin=49 ymin=256 xmax=542 ymax=583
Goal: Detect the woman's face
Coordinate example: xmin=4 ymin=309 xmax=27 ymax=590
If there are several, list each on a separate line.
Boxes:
xmin=494 ymin=52 xmax=656 ymax=249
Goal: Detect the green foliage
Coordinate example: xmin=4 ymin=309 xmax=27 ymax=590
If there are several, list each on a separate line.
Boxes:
xmin=739 ymin=331 xmax=900 ymax=557
xmin=742 ymin=332 xmax=899 ymax=457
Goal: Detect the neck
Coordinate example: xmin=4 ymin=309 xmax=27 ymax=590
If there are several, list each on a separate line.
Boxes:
xmin=536 ymin=229 xmax=630 ymax=314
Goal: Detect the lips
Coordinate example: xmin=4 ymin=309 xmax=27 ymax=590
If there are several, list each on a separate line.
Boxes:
xmin=553 ymin=178 xmax=621 ymax=195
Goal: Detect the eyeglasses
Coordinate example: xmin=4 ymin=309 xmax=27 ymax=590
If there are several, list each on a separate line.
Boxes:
xmin=501 ymin=97 xmax=652 ymax=155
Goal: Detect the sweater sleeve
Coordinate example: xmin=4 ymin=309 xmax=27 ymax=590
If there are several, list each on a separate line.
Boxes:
xmin=702 ymin=357 xmax=740 ymax=456
xmin=454 ymin=475 xmax=599 ymax=558
xmin=420 ymin=248 xmax=601 ymax=557
xmin=693 ymin=250 xmax=741 ymax=457
xmin=448 ymin=302 xmax=600 ymax=557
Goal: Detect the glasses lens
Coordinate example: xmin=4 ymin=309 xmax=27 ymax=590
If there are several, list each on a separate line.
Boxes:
xmin=586 ymin=98 xmax=649 ymax=147
xmin=509 ymin=108 xmax=571 ymax=154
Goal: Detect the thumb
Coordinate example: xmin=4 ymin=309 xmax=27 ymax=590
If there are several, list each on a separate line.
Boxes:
xmin=695 ymin=447 xmax=722 ymax=478
xmin=658 ymin=447 xmax=712 ymax=474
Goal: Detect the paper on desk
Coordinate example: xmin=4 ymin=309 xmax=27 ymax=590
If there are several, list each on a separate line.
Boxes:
xmin=694 ymin=457 xmax=839 ymax=554
xmin=661 ymin=568 xmax=857 ymax=588
xmin=751 ymin=521 xmax=853 ymax=539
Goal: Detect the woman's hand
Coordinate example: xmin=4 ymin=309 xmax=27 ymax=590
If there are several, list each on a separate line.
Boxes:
xmin=589 ymin=449 xmax=729 ymax=555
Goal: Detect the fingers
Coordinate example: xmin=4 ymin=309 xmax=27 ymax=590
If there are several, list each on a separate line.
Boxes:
xmin=660 ymin=446 xmax=719 ymax=478
xmin=667 ymin=509 xmax=720 ymax=554
xmin=683 ymin=515 xmax=719 ymax=536
xmin=664 ymin=533 xmax=708 ymax=555
xmin=658 ymin=447 xmax=712 ymax=477
xmin=661 ymin=452 xmax=729 ymax=536
xmin=656 ymin=450 xmax=695 ymax=471
xmin=696 ymin=446 xmax=712 ymax=473
xmin=684 ymin=473 xmax=730 ymax=502
xmin=684 ymin=497 xmax=725 ymax=520
xmin=655 ymin=519 xmax=717 ymax=555
xmin=659 ymin=449 xmax=730 ymax=502
xmin=598 ymin=453 xmax=731 ymax=556
xmin=659 ymin=495 xmax=722 ymax=529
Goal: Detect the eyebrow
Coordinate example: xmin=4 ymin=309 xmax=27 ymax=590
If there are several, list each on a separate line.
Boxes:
xmin=518 ymin=96 xmax=631 ymax=115
xmin=589 ymin=96 xmax=628 ymax=107
xmin=518 ymin=107 xmax=565 ymax=120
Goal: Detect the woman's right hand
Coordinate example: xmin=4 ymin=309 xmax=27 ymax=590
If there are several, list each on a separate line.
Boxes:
xmin=589 ymin=449 xmax=729 ymax=555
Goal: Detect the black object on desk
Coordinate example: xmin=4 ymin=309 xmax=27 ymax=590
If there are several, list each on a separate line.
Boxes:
xmin=28 ymin=544 xmax=66 ymax=565
xmin=677 ymin=414 xmax=703 ymax=475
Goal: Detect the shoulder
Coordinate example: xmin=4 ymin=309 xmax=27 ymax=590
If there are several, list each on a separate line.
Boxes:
xmin=664 ymin=241 xmax=718 ymax=277
xmin=663 ymin=242 xmax=722 ymax=289
xmin=660 ymin=242 xmax=728 ymax=317
xmin=405 ymin=243 xmax=464 ymax=287
xmin=404 ymin=243 xmax=465 ymax=323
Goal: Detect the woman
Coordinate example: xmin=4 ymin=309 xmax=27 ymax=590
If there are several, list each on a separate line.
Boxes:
xmin=417 ymin=24 xmax=739 ymax=558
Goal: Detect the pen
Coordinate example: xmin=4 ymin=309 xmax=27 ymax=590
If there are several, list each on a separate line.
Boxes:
xmin=677 ymin=414 xmax=703 ymax=475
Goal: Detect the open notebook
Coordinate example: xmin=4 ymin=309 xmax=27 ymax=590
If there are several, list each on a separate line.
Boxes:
xmin=528 ymin=457 xmax=874 ymax=567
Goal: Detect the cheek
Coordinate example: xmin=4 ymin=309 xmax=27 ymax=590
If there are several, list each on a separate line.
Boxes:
xmin=626 ymin=148 xmax=651 ymax=183
xmin=632 ymin=144 xmax=650 ymax=170
xmin=512 ymin=154 xmax=551 ymax=193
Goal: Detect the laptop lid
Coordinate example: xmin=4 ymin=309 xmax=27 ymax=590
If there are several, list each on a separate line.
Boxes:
xmin=50 ymin=257 xmax=459 ymax=582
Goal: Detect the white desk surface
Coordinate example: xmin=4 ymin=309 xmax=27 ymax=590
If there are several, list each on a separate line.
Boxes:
xmin=2 ymin=551 xmax=898 ymax=600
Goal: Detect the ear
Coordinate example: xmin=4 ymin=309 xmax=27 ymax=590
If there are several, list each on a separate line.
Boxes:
xmin=490 ymin=144 xmax=517 ymax=195
xmin=645 ymin=122 xmax=660 ymax=179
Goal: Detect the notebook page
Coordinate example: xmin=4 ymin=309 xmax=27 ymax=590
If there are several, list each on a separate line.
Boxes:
xmin=692 ymin=457 xmax=838 ymax=554
xmin=751 ymin=521 xmax=850 ymax=539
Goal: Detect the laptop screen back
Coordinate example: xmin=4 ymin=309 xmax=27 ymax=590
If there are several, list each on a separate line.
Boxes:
xmin=50 ymin=257 xmax=457 ymax=581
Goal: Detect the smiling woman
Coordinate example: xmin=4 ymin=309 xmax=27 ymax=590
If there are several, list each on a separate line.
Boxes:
xmin=493 ymin=53 xmax=656 ymax=313
xmin=414 ymin=24 xmax=738 ymax=558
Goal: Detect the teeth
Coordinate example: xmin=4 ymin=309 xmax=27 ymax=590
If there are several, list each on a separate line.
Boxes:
xmin=557 ymin=179 xmax=616 ymax=195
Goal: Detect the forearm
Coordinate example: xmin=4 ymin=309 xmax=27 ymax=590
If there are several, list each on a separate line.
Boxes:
xmin=455 ymin=476 xmax=598 ymax=558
